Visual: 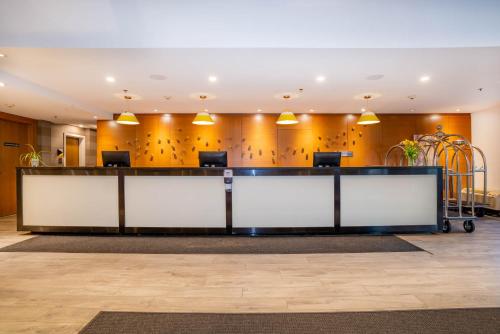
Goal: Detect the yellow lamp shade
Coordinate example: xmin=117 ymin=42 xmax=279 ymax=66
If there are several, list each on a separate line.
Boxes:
xmin=276 ymin=111 xmax=299 ymax=125
xmin=357 ymin=111 xmax=380 ymax=125
xmin=116 ymin=112 xmax=140 ymax=125
xmin=192 ymin=112 xmax=215 ymax=125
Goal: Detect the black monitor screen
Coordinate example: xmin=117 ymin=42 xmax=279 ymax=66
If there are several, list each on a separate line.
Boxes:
xmin=199 ymin=151 xmax=227 ymax=167
xmin=102 ymin=151 xmax=131 ymax=167
xmin=313 ymin=152 xmax=341 ymax=167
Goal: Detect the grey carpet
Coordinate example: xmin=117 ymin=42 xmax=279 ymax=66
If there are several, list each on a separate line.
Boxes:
xmin=0 ymin=235 xmax=423 ymax=254
xmin=80 ymin=309 xmax=500 ymax=334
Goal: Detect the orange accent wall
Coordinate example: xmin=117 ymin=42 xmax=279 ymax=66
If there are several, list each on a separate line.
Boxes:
xmin=97 ymin=113 xmax=471 ymax=167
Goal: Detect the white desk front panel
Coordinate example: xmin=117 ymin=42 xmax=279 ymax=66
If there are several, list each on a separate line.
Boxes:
xmin=125 ymin=176 xmax=226 ymax=227
xmin=340 ymin=174 xmax=436 ymax=226
xmin=232 ymin=176 xmax=334 ymax=228
xmin=22 ymin=175 xmax=119 ymax=227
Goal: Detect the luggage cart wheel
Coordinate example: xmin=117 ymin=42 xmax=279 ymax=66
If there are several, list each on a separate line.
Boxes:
xmin=463 ymin=220 xmax=475 ymax=233
xmin=443 ymin=220 xmax=451 ymax=233
xmin=475 ymin=208 xmax=485 ymax=218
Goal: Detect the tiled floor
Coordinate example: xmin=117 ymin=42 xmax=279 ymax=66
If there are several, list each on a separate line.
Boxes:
xmin=0 ymin=215 xmax=499 ymax=333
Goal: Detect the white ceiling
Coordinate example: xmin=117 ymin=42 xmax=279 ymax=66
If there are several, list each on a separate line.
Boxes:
xmin=1 ymin=48 xmax=500 ymax=126
xmin=1 ymin=0 xmax=500 ymax=48
xmin=0 ymin=1 xmax=499 ymax=126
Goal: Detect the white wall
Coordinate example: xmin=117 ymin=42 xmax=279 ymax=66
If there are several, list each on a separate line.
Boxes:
xmin=472 ymin=107 xmax=500 ymax=191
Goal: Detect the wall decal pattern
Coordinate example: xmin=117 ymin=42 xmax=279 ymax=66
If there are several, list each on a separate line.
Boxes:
xmin=97 ymin=113 xmax=470 ymax=167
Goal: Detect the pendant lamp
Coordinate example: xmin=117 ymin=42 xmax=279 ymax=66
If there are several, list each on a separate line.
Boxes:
xmin=116 ymin=90 xmax=140 ymax=125
xmin=357 ymin=95 xmax=380 ymax=125
xmin=276 ymin=95 xmax=299 ymax=125
xmin=192 ymin=95 xmax=215 ymax=125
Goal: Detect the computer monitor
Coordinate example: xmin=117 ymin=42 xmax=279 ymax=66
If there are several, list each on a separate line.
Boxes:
xmin=199 ymin=151 xmax=227 ymax=167
xmin=313 ymin=152 xmax=341 ymax=167
xmin=102 ymin=151 xmax=131 ymax=167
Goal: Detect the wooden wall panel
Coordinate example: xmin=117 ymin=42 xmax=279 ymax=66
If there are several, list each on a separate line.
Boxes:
xmin=447 ymin=114 xmax=471 ymax=140
xmin=135 ymin=115 xmax=164 ymax=167
xmin=0 ymin=120 xmax=27 ymax=216
xmin=277 ymin=129 xmax=313 ymax=166
xmin=347 ymin=118 xmax=383 ymax=166
xmin=213 ymin=115 xmax=242 ymax=167
xmin=96 ymin=113 xmax=472 ymax=168
xmin=311 ymin=115 xmax=349 ymax=165
xmin=0 ymin=112 xmax=37 ymax=216
xmin=241 ymin=114 xmax=277 ymax=166
xmin=379 ymin=115 xmax=418 ymax=166
xmin=379 ymin=115 xmax=417 ymax=147
xmin=153 ymin=115 xmax=173 ymax=167
xmin=169 ymin=115 xmax=197 ymax=166
xmin=277 ymin=114 xmax=313 ymax=166
xmin=166 ymin=114 xmax=242 ymax=167
xmin=414 ymin=114 xmax=470 ymax=136
xmin=96 ymin=120 xmax=137 ymax=166
xmin=415 ymin=114 xmax=444 ymax=135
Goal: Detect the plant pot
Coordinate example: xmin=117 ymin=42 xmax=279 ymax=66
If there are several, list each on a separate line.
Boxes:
xmin=30 ymin=158 xmax=40 ymax=167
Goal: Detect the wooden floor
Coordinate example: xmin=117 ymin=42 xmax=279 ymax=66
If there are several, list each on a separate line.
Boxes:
xmin=0 ymin=215 xmax=499 ymax=333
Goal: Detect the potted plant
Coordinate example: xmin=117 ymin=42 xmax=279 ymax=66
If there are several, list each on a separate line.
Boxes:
xmin=20 ymin=144 xmax=47 ymax=167
xmin=400 ymin=139 xmax=420 ymax=166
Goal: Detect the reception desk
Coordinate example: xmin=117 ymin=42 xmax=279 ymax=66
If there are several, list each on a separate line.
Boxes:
xmin=16 ymin=166 xmax=443 ymax=234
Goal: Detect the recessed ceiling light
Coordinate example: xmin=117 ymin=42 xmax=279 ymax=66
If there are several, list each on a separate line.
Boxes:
xmin=257 ymin=109 xmax=262 ymax=112
xmin=208 ymin=76 xmax=217 ymax=82
xmin=419 ymin=75 xmax=431 ymax=82
xmin=0 ymin=82 xmax=5 ymax=87
xmin=203 ymin=108 xmax=209 ymax=112
xmin=93 ymin=116 xmax=98 ymax=119
xmin=361 ymin=108 xmax=366 ymax=112
xmin=105 ymin=76 xmax=116 ymax=83
xmin=316 ymin=76 xmax=326 ymax=82
xmin=78 ymin=124 xmax=84 ymax=128
xmin=0 ymin=53 xmax=5 ymax=58
xmin=409 ymin=108 xmax=416 ymax=112
xmin=456 ymin=108 xmax=461 ymax=112
xmin=309 ymin=109 xmax=315 ymax=112
xmin=153 ymin=109 xmax=159 ymax=112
